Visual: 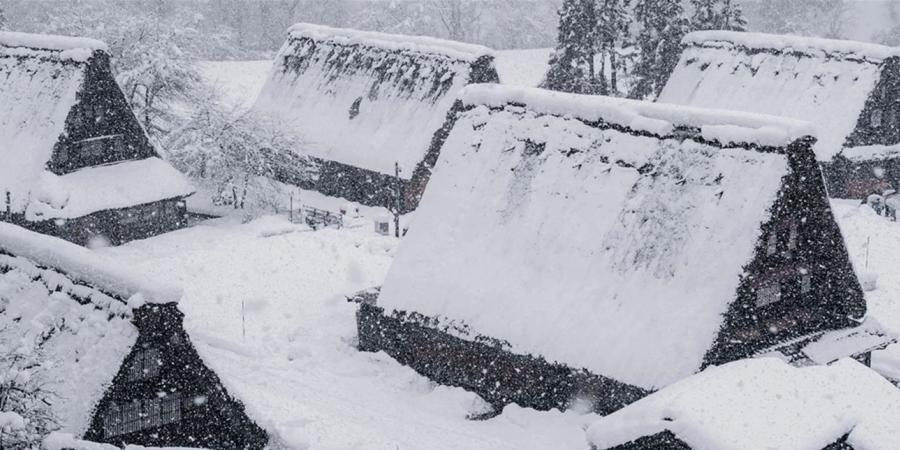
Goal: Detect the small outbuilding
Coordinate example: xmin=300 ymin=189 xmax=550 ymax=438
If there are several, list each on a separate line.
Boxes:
xmin=659 ymin=31 xmax=900 ymax=199
xmin=0 ymin=222 xmax=266 ymax=449
xmin=586 ymin=357 xmax=900 ymax=450
xmin=0 ymin=31 xmax=193 ymax=246
xmin=253 ymin=24 xmax=500 ymax=212
xmin=357 ymin=84 xmax=890 ymax=415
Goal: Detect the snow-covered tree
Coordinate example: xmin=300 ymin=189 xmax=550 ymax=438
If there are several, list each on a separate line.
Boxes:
xmin=542 ymin=0 xmax=603 ymax=95
xmin=0 ymin=1 xmax=6 ymax=30
xmin=629 ymin=0 xmax=688 ymax=99
xmin=596 ymin=0 xmax=631 ymax=94
xmin=753 ymin=0 xmax=847 ymax=39
xmin=690 ymin=0 xmax=746 ymax=31
xmin=430 ymin=0 xmax=485 ymax=42
xmin=0 ymin=336 xmax=57 ymax=450
xmin=877 ymin=0 xmax=900 ymax=46
xmin=165 ymin=99 xmax=314 ymax=213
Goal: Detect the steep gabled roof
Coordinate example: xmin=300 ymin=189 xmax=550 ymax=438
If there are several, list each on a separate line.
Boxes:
xmin=0 ymin=31 xmax=192 ymax=217
xmin=376 ymin=84 xmax=816 ymax=389
xmin=0 ymin=223 xmax=182 ymax=435
xmin=586 ymin=358 xmax=900 ymax=450
xmin=659 ymin=30 xmax=895 ymax=161
xmin=253 ymin=24 xmax=499 ymax=179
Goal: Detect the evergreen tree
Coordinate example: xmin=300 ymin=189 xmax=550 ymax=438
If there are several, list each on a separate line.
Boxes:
xmin=630 ymin=0 xmax=688 ymax=100
xmin=541 ymin=0 xmax=603 ymax=95
xmin=596 ymin=0 xmax=631 ymax=94
xmin=0 ymin=1 xmax=6 ymax=30
xmin=690 ymin=0 xmax=746 ymax=31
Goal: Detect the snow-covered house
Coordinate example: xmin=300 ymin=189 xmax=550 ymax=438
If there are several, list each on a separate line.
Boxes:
xmin=357 ymin=84 xmax=892 ymax=415
xmin=586 ymin=358 xmax=900 ymax=450
xmin=254 ymin=23 xmax=499 ymax=211
xmin=658 ymin=30 xmax=900 ymax=199
xmin=0 ymin=222 xmax=266 ymax=449
xmin=0 ymin=31 xmax=193 ymax=246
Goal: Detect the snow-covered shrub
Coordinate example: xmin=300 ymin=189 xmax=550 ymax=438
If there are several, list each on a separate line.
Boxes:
xmin=0 ymin=334 xmax=57 ymax=450
xmin=165 ymin=101 xmax=315 ymax=216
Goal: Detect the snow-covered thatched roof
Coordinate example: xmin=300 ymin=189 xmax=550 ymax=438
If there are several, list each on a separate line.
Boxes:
xmin=376 ymin=84 xmax=817 ymax=390
xmin=0 ymin=31 xmax=192 ymax=217
xmin=253 ymin=23 xmax=499 ymax=178
xmin=659 ymin=30 xmax=895 ymax=161
xmin=586 ymin=358 xmax=900 ymax=450
xmin=0 ymin=222 xmax=182 ymax=303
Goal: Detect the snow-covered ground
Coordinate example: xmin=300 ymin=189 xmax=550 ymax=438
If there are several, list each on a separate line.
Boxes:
xmin=100 ymin=216 xmax=596 ymax=450
xmin=832 ymin=199 xmax=900 ymax=379
xmin=198 ymin=48 xmax=551 ymax=110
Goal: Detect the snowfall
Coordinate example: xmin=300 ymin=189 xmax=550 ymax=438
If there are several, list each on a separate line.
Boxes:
xmin=10 ymin=54 xmax=898 ymax=449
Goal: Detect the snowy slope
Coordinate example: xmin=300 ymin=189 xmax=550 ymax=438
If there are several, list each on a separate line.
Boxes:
xmin=377 ymin=85 xmax=808 ymax=389
xmin=586 ymin=358 xmax=900 ymax=450
xmin=659 ymin=31 xmax=885 ymax=161
xmin=494 ymin=48 xmax=551 ymax=87
xmin=101 ymin=217 xmax=598 ymax=450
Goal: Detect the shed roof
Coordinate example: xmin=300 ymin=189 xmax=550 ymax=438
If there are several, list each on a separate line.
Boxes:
xmin=659 ymin=30 xmax=892 ymax=161
xmin=586 ymin=358 xmax=900 ymax=450
xmin=254 ymin=24 xmax=498 ymax=178
xmin=376 ymin=85 xmax=813 ymax=389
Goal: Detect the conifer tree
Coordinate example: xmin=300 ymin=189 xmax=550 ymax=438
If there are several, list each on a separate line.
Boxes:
xmin=542 ymin=0 xmax=603 ymax=95
xmin=596 ymin=0 xmax=631 ymax=94
xmin=629 ymin=0 xmax=688 ymax=100
xmin=690 ymin=0 xmax=746 ymax=31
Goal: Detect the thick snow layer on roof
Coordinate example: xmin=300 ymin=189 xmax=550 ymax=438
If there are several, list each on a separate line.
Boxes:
xmin=586 ymin=358 xmax=900 ymax=450
xmin=462 ymin=84 xmax=815 ymax=148
xmin=254 ymin=26 xmax=496 ymax=178
xmin=25 ymin=157 xmax=194 ymax=220
xmin=684 ymin=31 xmax=900 ymax=61
xmin=0 ymin=222 xmax=181 ymax=303
xmin=0 ymin=31 xmax=106 ymax=62
xmin=0 ymin=252 xmax=137 ymax=434
xmin=0 ymin=50 xmax=86 ymax=211
xmin=43 ymin=434 xmax=211 ymax=450
xmin=842 ymin=144 xmax=900 ymax=162
xmin=660 ymin=32 xmax=884 ymax=161
xmin=288 ymin=23 xmax=492 ymax=61
xmin=376 ymin=89 xmax=794 ymax=389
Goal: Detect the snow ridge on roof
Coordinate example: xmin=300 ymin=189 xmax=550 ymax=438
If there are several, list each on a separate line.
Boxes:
xmin=0 ymin=222 xmax=181 ymax=304
xmin=288 ymin=23 xmax=493 ymax=61
xmin=684 ymin=30 xmax=900 ymax=62
xmin=586 ymin=358 xmax=900 ymax=450
xmin=462 ymin=84 xmax=816 ymax=148
xmin=0 ymin=31 xmax=107 ymax=62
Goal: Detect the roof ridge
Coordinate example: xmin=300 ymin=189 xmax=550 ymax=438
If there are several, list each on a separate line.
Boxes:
xmin=288 ymin=23 xmax=494 ymax=61
xmin=684 ymin=30 xmax=900 ymax=62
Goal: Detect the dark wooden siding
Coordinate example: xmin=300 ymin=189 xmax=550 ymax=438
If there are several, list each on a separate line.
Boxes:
xmin=4 ymin=197 xmax=187 ymax=246
xmin=705 ymin=137 xmax=867 ymax=367
xmin=48 ymin=51 xmax=157 ymax=175
xmin=84 ymin=303 xmax=268 ymax=450
xmin=357 ymin=303 xmax=648 ymax=415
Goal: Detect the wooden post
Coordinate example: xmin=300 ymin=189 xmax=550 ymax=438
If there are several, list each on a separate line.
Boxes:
xmin=394 ymin=162 xmax=401 ymax=238
xmin=290 ymin=193 xmax=294 ymax=223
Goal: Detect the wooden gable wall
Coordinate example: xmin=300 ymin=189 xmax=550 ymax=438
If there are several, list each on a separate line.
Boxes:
xmin=84 ymin=303 xmax=268 ymax=450
xmin=705 ymin=137 xmax=867 ymax=367
xmin=48 ymin=51 xmax=156 ymax=175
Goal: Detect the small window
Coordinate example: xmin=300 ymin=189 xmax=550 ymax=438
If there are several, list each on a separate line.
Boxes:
xmin=161 ymin=393 xmax=182 ymax=425
xmin=126 ymin=348 xmax=161 ymax=381
xmin=871 ymin=108 xmax=883 ymax=128
xmin=788 ymin=221 xmax=799 ymax=251
xmin=801 ymin=274 xmax=812 ymax=294
xmin=757 ymin=282 xmax=782 ymax=307
xmin=766 ymin=232 xmax=778 ymax=256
